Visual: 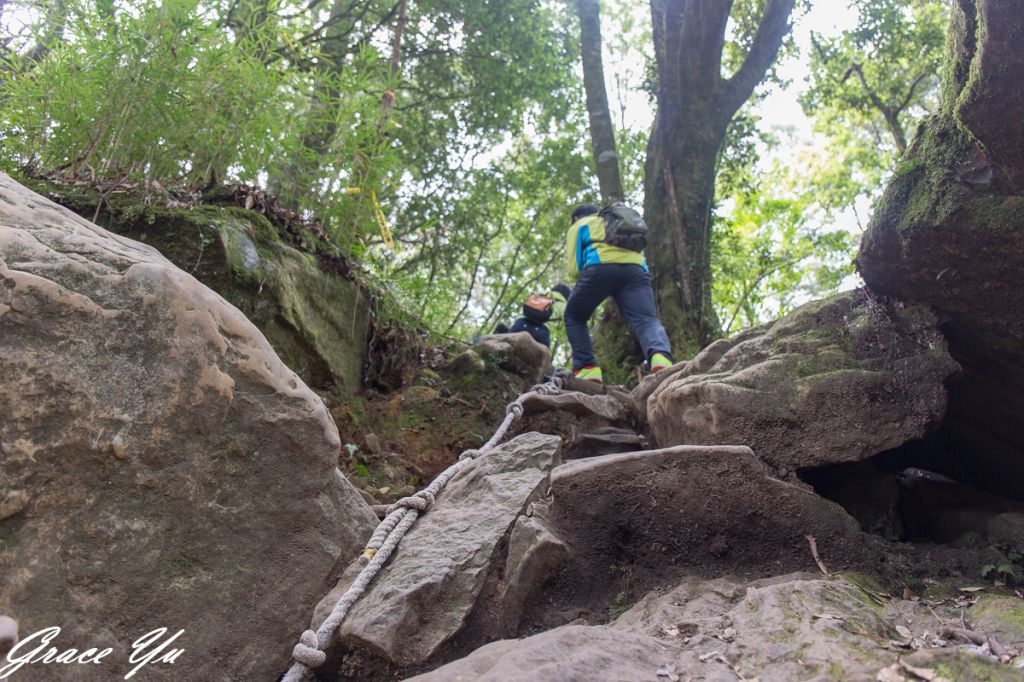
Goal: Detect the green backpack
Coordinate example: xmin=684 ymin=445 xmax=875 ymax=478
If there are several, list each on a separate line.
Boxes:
xmin=598 ymin=203 xmax=647 ymax=252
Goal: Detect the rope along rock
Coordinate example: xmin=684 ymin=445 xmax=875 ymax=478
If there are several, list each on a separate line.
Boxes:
xmin=281 ymin=373 xmax=565 ymax=682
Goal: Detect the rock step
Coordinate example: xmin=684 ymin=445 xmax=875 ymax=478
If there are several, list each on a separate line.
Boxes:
xmin=567 ymin=427 xmax=645 ymax=459
xmin=527 ymin=444 xmax=865 ymax=625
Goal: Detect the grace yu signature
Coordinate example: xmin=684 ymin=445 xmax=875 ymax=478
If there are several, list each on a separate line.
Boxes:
xmin=0 ymin=626 xmax=184 ymax=679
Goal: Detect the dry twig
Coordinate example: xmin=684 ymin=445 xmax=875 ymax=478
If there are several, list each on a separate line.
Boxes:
xmin=805 ymin=535 xmax=831 ymax=577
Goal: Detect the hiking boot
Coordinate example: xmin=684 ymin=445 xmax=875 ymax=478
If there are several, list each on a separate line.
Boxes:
xmin=649 ymin=353 xmax=673 ymax=373
xmin=573 ymin=365 xmax=603 ymax=384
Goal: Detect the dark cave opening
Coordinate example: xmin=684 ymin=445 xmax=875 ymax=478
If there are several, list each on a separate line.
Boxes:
xmin=798 ymin=345 xmax=1024 ymax=546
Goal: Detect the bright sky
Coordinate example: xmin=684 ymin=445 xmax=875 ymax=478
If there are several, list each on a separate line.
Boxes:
xmin=759 ymin=2 xmax=860 ymax=152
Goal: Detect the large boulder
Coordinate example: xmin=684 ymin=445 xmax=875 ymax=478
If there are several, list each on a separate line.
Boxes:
xmin=641 ymin=289 xmax=959 ymax=476
xmin=310 ymin=442 xmax=865 ymax=680
xmin=856 ymin=0 xmax=1024 ymax=500
xmin=313 ymin=433 xmax=562 ymax=673
xmin=523 ymin=445 xmax=865 ymax=625
xmin=0 ymin=173 xmax=378 ymax=680
xmin=449 ymin=332 xmax=551 ymax=386
xmin=25 ymin=176 xmax=372 ymax=394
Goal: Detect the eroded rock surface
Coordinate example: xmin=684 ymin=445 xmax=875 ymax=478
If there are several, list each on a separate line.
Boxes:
xmin=521 ymin=390 xmax=630 ymax=423
xmin=321 ymin=433 xmax=562 ymax=668
xmin=525 ymin=445 xmax=865 ymax=624
xmin=450 ymin=332 xmax=550 ymax=385
xmin=0 ymin=174 xmax=378 ymax=680
xmin=641 ymin=290 xmax=959 ymax=476
xmin=518 ymin=388 xmax=638 ymax=451
xmin=27 ymin=176 xmax=372 ymax=393
xmin=613 ymin=574 xmax=896 ymax=681
xmin=410 ymin=573 xmax=1014 ymax=682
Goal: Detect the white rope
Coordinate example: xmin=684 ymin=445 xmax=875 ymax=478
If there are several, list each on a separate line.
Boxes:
xmin=281 ymin=372 xmax=564 ymax=681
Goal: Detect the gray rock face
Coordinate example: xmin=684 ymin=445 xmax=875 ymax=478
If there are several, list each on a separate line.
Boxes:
xmin=968 ymin=595 xmax=1024 ymax=652
xmin=497 ymin=515 xmax=571 ymax=631
xmin=475 ymin=332 xmax=551 ymax=384
xmin=408 ymin=573 xmax=1013 ymax=682
xmin=641 ymin=290 xmax=959 ymax=475
xmin=404 ymin=624 xmax=675 ymax=682
xmin=520 ymin=391 xmax=630 ymax=423
xmin=0 ymin=174 xmax=378 ymax=680
xmin=518 ymin=389 xmax=638 ymax=453
xmin=533 ymin=445 xmax=864 ymax=617
xmin=566 ymin=427 xmax=644 ymax=459
xmin=332 ymin=433 xmax=562 ymax=666
xmin=855 ymin=7 xmax=1024 ymax=501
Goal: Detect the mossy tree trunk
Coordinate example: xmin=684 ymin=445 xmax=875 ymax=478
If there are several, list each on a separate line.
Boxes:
xmin=644 ymin=0 xmax=795 ymax=359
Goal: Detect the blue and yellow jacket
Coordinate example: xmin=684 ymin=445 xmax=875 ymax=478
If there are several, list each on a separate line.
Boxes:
xmin=565 ymin=214 xmax=646 ymax=280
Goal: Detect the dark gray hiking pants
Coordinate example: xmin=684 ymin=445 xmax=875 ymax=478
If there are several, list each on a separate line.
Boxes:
xmin=564 ymin=263 xmax=672 ymax=371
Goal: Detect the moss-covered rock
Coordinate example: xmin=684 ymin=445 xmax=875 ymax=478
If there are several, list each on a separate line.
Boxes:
xmin=639 ymin=289 xmax=959 ymax=477
xmin=857 ymin=1 xmax=1024 ymax=502
xmin=21 ymin=177 xmax=370 ymax=394
xmin=969 ymin=595 xmax=1024 ymax=650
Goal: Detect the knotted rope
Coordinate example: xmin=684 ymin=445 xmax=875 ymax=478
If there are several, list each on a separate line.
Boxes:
xmin=282 ymin=372 xmax=565 ymax=681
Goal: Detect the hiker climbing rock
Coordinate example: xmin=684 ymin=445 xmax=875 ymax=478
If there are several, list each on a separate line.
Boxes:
xmin=563 ymin=204 xmax=673 ymax=383
xmin=494 ymin=284 xmax=571 ymax=349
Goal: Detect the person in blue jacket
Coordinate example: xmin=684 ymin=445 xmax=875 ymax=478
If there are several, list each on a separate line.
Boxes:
xmin=564 ymin=204 xmax=672 ymax=383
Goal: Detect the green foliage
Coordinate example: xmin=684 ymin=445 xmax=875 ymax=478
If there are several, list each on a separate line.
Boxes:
xmin=0 ymin=0 xmax=925 ymax=363
xmin=383 ymin=126 xmax=593 ymax=340
xmin=0 ymin=0 xmax=586 ymax=349
xmin=801 ymin=0 xmax=948 ymax=215
xmin=0 ymin=0 xmax=399 ymax=244
xmin=713 ymin=167 xmax=855 ymax=335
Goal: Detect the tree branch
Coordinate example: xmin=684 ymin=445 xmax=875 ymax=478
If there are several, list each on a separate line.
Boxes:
xmin=846 ymin=62 xmax=906 ymax=153
xmin=475 ymin=214 xmax=540 ymax=333
xmin=896 ymin=70 xmax=929 ymax=115
xmin=723 ymin=0 xmax=795 ymax=115
xmin=477 ymin=247 xmax=562 ymax=337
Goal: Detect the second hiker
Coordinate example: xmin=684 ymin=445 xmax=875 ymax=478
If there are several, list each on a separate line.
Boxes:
xmin=564 ymin=203 xmax=673 ymax=384
xmin=493 ymin=284 xmax=571 ymax=349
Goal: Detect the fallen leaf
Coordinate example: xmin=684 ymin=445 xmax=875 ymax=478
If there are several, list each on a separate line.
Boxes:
xmin=895 ymin=625 xmax=913 ymax=640
xmin=957 ymin=586 xmax=986 ymax=593
xmin=877 ymin=663 xmax=908 ymax=681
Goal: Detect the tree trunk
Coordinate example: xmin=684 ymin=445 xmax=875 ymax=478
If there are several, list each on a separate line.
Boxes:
xmin=577 ymin=0 xmax=623 ymax=202
xmin=644 ymin=0 xmax=794 ymax=358
xmin=644 ymin=109 xmax=726 ymax=358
